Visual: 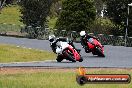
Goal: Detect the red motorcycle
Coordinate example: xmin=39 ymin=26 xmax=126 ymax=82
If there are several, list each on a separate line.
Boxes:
xmin=55 ymin=41 xmax=83 ymax=62
xmin=85 ymin=38 xmax=105 ymax=57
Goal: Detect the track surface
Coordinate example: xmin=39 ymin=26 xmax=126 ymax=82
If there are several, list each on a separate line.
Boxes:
xmin=0 ymin=36 xmax=132 ymax=68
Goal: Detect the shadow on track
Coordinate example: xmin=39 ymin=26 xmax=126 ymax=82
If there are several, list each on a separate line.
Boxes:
xmin=82 ymin=55 xmax=105 ymax=59
xmin=45 ymin=60 xmax=76 ymax=63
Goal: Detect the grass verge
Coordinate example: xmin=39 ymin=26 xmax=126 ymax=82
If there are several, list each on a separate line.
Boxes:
xmin=0 ymin=68 xmax=132 ymax=88
xmin=0 ymin=44 xmax=56 ymax=63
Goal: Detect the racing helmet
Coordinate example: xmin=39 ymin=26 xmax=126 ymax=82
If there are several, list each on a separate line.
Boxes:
xmin=49 ymin=35 xmax=55 ymax=42
xmin=80 ymin=31 xmax=86 ymax=37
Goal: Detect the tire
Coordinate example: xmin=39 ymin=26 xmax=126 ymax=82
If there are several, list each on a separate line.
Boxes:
xmin=63 ymin=51 xmax=76 ymax=62
xmin=79 ymin=57 xmax=83 ymax=62
xmin=92 ymin=51 xmax=97 ymax=55
xmin=56 ymin=55 xmax=63 ymax=62
xmin=96 ymin=47 xmax=105 ymax=57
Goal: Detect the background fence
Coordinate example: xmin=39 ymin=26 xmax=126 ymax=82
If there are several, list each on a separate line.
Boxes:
xmin=54 ymin=30 xmax=132 ymax=47
xmin=0 ymin=23 xmax=132 ymax=47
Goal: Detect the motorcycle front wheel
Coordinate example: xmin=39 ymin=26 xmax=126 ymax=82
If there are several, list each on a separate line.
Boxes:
xmin=56 ymin=55 xmax=63 ymax=62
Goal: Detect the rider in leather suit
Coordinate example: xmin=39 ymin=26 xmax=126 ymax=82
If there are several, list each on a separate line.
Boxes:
xmin=49 ymin=35 xmax=80 ymax=53
xmin=80 ymin=31 xmax=98 ymax=53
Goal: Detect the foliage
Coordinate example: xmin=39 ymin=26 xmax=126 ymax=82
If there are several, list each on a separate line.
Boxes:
xmin=94 ymin=0 xmax=104 ymax=17
xmin=49 ymin=0 xmax=62 ymax=18
xmin=19 ymin=0 xmax=52 ymax=38
xmin=55 ymin=0 xmax=96 ymax=32
xmin=89 ymin=17 xmax=115 ymax=34
xmin=47 ymin=17 xmax=58 ymax=28
xmin=105 ymin=0 xmax=132 ymax=36
xmin=0 ymin=0 xmax=17 ymax=10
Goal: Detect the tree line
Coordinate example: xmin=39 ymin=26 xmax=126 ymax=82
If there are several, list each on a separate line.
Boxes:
xmin=1 ymin=0 xmax=132 ymax=38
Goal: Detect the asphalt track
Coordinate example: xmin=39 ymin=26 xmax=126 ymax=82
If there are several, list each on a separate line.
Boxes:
xmin=0 ymin=36 xmax=132 ymax=68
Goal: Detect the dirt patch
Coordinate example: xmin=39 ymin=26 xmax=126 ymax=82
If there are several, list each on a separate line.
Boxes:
xmin=0 ymin=67 xmax=132 ymax=75
xmin=0 ymin=67 xmax=77 ymax=75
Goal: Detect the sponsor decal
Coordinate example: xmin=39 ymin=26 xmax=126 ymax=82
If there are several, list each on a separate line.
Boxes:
xmin=76 ymin=67 xmax=131 ymax=85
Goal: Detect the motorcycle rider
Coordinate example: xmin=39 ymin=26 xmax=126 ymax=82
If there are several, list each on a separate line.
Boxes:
xmin=80 ymin=31 xmax=98 ymax=53
xmin=49 ymin=35 xmax=80 ymax=54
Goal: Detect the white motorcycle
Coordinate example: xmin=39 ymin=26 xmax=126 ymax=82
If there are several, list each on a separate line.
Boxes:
xmin=54 ymin=41 xmax=83 ymax=62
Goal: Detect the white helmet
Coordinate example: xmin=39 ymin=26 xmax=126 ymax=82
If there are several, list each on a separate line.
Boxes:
xmin=49 ymin=35 xmax=55 ymax=42
xmin=80 ymin=31 xmax=86 ymax=37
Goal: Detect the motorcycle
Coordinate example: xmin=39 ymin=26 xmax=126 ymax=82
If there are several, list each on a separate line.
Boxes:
xmin=55 ymin=41 xmax=83 ymax=62
xmin=84 ymin=38 xmax=105 ymax=57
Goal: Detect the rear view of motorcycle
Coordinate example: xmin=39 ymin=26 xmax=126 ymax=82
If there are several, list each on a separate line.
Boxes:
xmin=83 ymin=38 xmax=105 ymax=57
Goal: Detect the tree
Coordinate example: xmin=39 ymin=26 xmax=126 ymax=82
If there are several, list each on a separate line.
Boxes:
xmin=19 ymin=0 xmax=52 ymax=38
xmin=49 ymin=0 xmax=62 ymax=18
xmin=94 ymin=0 xmax=104 ymax=17
xmin=0 ymin=0 xmax=6 ymax=12
xmin=0 ymin=0 xmax=14 ymax=7
xmin=55 ymin=0 xmax=96 ymax=33
xmin=105 ymin=0 xmax=132 ymax=36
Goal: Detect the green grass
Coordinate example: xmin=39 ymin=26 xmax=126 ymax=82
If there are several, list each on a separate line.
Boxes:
xmin=0 ymin=44 xmax=56 ymax=63
xmin=0 ymin=5 xmax=57 ymax=28
xmin=0 ymin=69 xmax=132 ymax=88
xmin=0 ymin=5 xmax=23 ymax=32
xmin=0 ymin=5 xmax=22 ymax=25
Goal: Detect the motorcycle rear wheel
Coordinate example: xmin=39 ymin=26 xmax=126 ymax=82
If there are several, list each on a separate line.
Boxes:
xmin=95 ymin=46 xmax=105 ymax=57
xmin=79 ymin=57 xmax=83 ymax=62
